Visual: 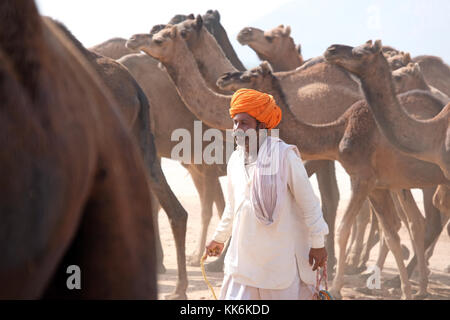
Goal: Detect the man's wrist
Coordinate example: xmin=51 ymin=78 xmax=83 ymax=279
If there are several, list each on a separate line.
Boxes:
xmin=310 ymin=234 xmax=325 ymax=249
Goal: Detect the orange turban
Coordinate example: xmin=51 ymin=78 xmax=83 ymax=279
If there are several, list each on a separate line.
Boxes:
xmin=229 ymin=88 xmax=282 ymax=129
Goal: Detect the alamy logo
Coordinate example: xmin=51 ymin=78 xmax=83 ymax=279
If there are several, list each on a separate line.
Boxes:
xmin=66 ymin=265 xmax=81 ymax=290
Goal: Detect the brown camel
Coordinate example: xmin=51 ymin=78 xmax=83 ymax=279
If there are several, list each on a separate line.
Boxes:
xmin=387 ymin=51 xmax=412 ymax=70
xmin=237 ymin=25 xmax=303 ymax=71
xmin=413 ymin=55 xmax=450 ymax=97
xmin=324 ymin=40 xmax=450 ymax=183
xmin=385 ymin=50 xmax=450 ymax=98
xmin=50 ymin=21 xmax=190 ymax=299
xmin=346 ymin=62 xmax=449 ymax=272
xmin=215 ymin=61 xmax=448 ymax=298
xmin=392 ymin=63 xmax=449 ymax=105
xmin=90 ymin=37 xmax=139 ymax=59
xmin=0 ymin=0 xmax=156 ymax=298
xmin=117 ymin=51 xmax=228 ymax=269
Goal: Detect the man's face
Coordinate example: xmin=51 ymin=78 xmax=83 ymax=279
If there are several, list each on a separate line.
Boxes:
xmin=232 ymin=112 xmax=258 ymax=132
xmin=232 ymin=113 xmax=266 ymax=149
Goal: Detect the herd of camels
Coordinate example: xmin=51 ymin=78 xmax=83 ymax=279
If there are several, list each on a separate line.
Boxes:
xmin=1 ymin=1 xmax=449 ymax=300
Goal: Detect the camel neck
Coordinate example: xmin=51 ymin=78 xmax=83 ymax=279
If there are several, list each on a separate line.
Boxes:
xmin=210 ymin=24 xmax=246 ymax=71
xmin=161 ymin=39 xmax=233 ymax=130
xmin=359 ymin=57 xmax=433 ymax=154
xmin=0 ymin=1 xmax=43 ymax=98
xmin=190 ymin=29 xmax=238 ymax=92
xmin=265 ymin=43 xmax=303 ymax=72
xmin=267 ymin=77 xmax=343 ymax=160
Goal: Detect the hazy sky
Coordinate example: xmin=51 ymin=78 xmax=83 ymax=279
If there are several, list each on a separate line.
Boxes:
xmin=36 ymin=0 xmax=449 ymax=68
xmin=36 ymin=0 xmax=293 ymax=46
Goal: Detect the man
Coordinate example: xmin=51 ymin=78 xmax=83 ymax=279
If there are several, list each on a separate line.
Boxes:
xmin=205 ymin=88 xmax=329 ymax=300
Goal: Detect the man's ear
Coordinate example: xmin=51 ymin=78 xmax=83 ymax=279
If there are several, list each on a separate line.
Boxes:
xmin=258 ymin=122 xmax=267 ymax=130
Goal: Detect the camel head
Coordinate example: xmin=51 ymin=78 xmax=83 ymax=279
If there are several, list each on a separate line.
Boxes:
xmin=126 ymin=33 xmax=152 ymax=51
xmin=168 ymin=13 xmax=195 ymax=25
xmin=217 ymin=61 xmax=274 ymax=91
xmin=202 ymin=10 xmax=221 ymax=35
xmin=133 ymin=25 xmax=179 ymax=63
xmin=150 ymin=24 xmax=168 ymax=35
xmin=392 ymin=62 xmax=426 ymax=93
xmin=237 ymin=26 xmax=264 ymax=45
xmin=176 ymin=14 xmax=204 ymax=47
xmin=387 ymin=51 xmax=412 ymax=71
xmin=324 ymin=40 xmax=384 ymax=77
xmin=237 ymin=25 xmax=294 ymax=60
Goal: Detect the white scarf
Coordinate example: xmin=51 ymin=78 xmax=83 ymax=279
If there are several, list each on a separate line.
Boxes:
xmin=247 ymin=136 xmax=301 ymax=226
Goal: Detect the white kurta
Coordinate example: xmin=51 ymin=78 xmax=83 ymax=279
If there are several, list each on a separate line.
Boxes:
xmin=212 ymin=140 xmax=329 ymax=297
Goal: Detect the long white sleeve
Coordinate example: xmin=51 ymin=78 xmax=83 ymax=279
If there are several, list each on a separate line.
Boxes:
xmin=212 ymin=171 xmax=235 ymax=244
xmin=286 ymin=149 xmax=329 ymax=248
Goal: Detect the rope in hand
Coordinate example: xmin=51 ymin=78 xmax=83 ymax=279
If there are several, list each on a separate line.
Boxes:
xmin=200 ymin=253 xmax=218 ymax=300
xmin=313 ymin=263 xmax=333 ymax=300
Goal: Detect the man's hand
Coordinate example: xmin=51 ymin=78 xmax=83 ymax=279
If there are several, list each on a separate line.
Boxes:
xmin=309 ymin=247 xmax=327 ymax=271
xmin=205 ymin=240 xmax=225 ymax=260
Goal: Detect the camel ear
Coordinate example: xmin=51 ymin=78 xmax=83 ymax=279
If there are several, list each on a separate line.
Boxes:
xmin=365 ymin=40 xmax=373 ymax=45
xmin=404 ymin=52 xmax=412 ymax=63
xmin=188 ymin=13 xmax=195 ymax=20
xmin=412 ymin=63 xmax=421 ymax=74
xmin=260 ymin=61 xmax=273 ymax=75
xmin=214 ymin=10 xmax=220 ymax=21
xmin=296 ymin=43 xmax=302 ymax=55
xmin=195 ymin=14 xmax=203 ymax=30
xmin=170 ymin=25 xmax=177 ymax=39
xmin=284 ymin=25 xmax=291 ymax=37
xmin=373 ymin=39 xmax=382 ymax=53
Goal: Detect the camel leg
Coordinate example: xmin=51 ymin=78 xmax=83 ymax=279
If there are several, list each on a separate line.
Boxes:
xmin=394 ymin=190 xmax=428 ymax=298
xmin=386 ymin=186 xmax=444 ymax=287
xmin=368 ymin=189 xmax=412 ymax=300
xmin=132 ymin=94 xmax=188 ymax=299
xmin=330 ymin=177 xmax=372 ymax=299
xmin=315 ymin=160 xmax=340 ymax=272
xmin=150 ymin=190 xmax=166 ymax=274
xmin=187 ymin=167 xmax=216 ymax=267
xmin=358 ymin=206 xmax=380 ymax=269
xmin=346 ymin=200 xmax=371 ymax=274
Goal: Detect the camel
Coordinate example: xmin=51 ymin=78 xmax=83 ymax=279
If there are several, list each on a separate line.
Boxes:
xmin=132 ymin=26 xmax=450 ymax=299
xmin=90 ymin=37 xmax=139 ymax=59
xmin=324 ymin=40 xmax=450 ymax=184
xmin=392 ymin=62 xmax=449 ymax=105
xmin=343 ymin=61 xmax=449 ymax=272
xmin=117 ymin=51 xmax=228 ymax=270
xmin=387 ymin=51 xmax=412 ymax=70
xmin=50 ymin=21 xmax=191 ymax=299
xmin=237 ymin=25 xmax=303 ymax=71
xmin=413 ymin=55 xmax=450 ymax=97
xmin=0 ymin=0 xmax=156 ymax=298
xmin=384 ymin=49 xmax=450 ymax=98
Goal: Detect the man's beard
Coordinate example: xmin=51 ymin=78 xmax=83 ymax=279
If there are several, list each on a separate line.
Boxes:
xmin=232 ymin=128 xmax=268 ymax=150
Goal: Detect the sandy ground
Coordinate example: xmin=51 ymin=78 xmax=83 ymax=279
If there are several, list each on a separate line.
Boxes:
xmin=156 ymin=158 xmax=450 ymax=300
